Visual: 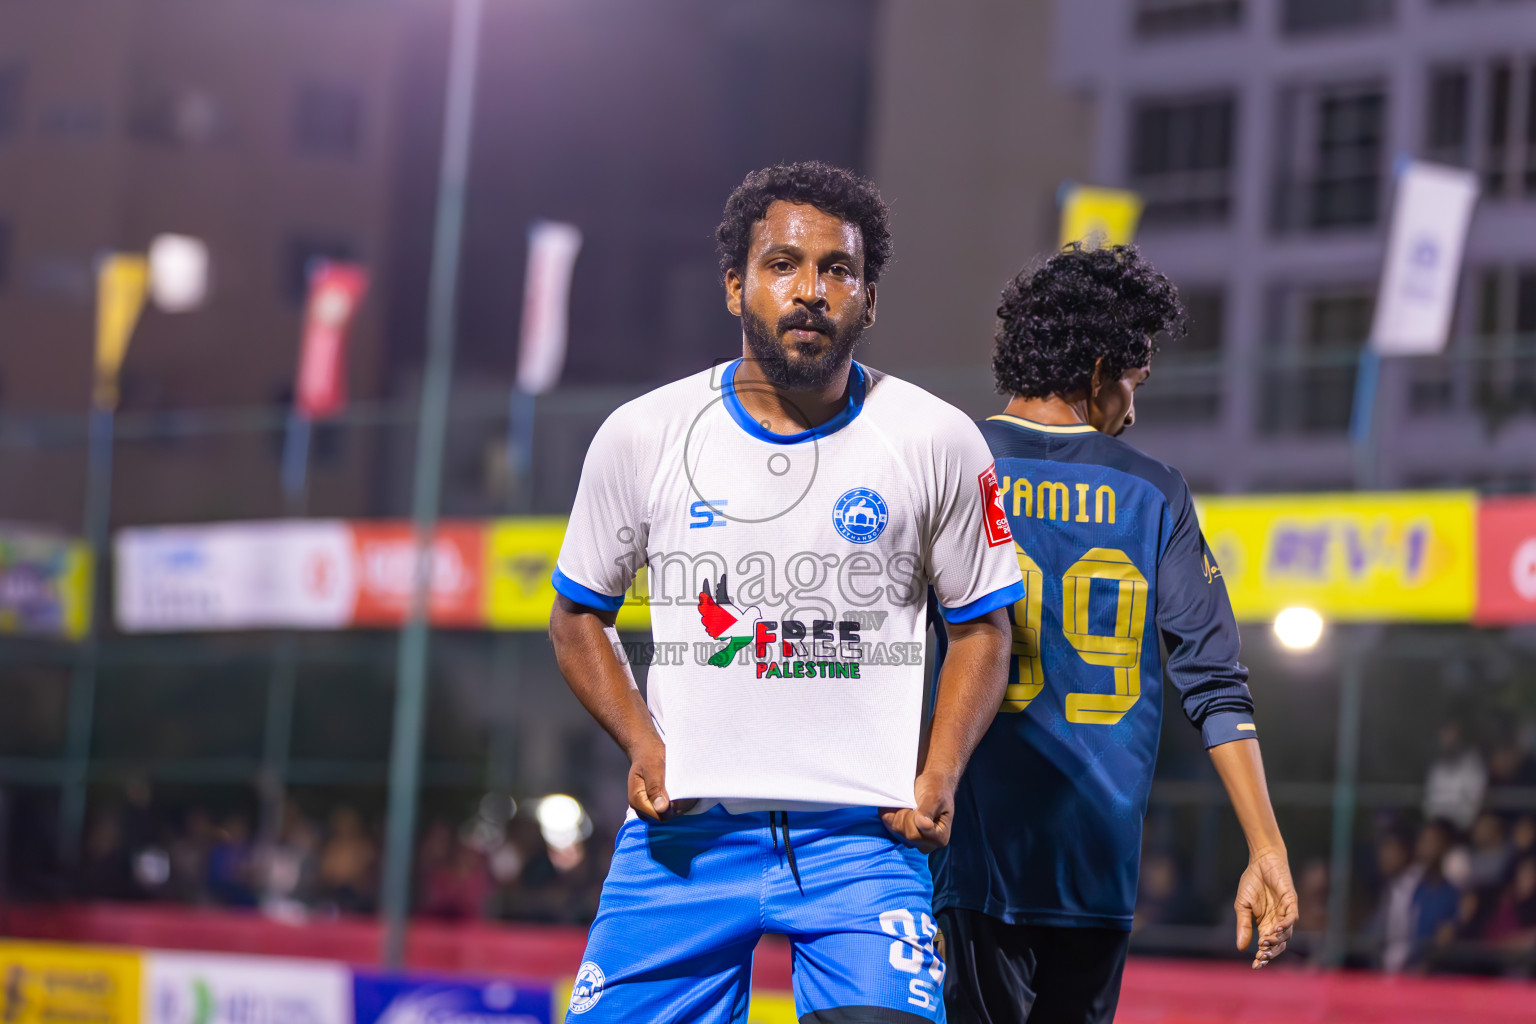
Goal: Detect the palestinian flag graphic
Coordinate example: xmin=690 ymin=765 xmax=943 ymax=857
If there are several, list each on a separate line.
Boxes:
xmin=697 ymin=574 xmax=762 ymax=668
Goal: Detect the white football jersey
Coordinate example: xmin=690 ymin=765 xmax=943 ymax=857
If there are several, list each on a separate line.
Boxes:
xmin=555 ymin=360 xmax=1024 ymax=809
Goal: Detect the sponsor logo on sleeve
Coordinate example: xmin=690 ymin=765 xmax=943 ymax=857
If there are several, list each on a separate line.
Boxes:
xmin=979 ymin=467 xmax=1013 ymax=547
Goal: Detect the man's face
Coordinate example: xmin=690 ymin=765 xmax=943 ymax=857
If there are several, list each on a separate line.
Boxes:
xmin=1089 ymin=363 xmax=1151 ymax=437
xmin=726 ymin=200 xmax=875 ymax=390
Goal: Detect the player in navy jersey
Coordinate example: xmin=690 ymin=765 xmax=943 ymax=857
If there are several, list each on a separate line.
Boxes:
xmin=931 ymin=244 xmax=1298 ymax=1024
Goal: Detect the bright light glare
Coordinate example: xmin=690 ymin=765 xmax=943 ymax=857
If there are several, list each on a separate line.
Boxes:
xmin=1274 ymin=607 xmax=1324 ymax=650
xmin=535 ymin=793 xmax=590 ymax=849
xmin=148 ymin=234 xmax=209 ymax=312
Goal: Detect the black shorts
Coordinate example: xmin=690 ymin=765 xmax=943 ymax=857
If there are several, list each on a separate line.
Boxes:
xmin=937 ymin=908 xmax=1131 ymax=1024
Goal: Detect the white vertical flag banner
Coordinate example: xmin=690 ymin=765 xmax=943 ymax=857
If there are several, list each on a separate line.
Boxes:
xmin=516 ymin=220 xmax=583 ymax=395
xmin=1370 ymin=160 xmax=1479 ymax=356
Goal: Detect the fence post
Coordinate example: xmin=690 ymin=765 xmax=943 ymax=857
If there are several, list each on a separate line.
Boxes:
xmin=380 ymin=0 xmax=485 ymax=970
xmin=1323 ymin=641 xmax=1366 ymax=966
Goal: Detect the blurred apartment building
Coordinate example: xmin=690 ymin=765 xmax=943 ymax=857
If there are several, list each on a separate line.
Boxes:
xmin=1057 ymin=0 xmax=1536 ymax=493
xmin=0 ymin=0 xmax=883 ymax=531
xmin=0 ymin=0 xmax=406 ymax=527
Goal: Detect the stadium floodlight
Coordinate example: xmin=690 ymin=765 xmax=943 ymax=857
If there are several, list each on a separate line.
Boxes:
xmin=534 ymin=793 xmax=592 ymax=849
xmin=1274 ymin=607 xmax=1324 ymax=651
xmin=148 ymin=233 xmax=210 ymax=312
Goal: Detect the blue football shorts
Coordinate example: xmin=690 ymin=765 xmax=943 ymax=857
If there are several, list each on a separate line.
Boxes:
xmin=565 ymin=805 xmax=946 ymax=1023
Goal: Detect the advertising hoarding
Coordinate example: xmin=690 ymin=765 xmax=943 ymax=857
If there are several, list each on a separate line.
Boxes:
xmin=145 ymin=951 xmax=351 ymax=1024
xmin=354 ymin=973 xmax=549 ymax=1024
xmin=1475 ymin=496 xmax=1536 ymax=625
xmin=0 ymin=940 xmax=141 ymax=1024
xmin=1196 ymin=491 xmax=1477 ymax=622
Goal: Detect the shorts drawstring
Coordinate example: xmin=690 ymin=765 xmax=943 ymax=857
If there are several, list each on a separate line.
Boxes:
xmin=769 ymin=810 xmax=805 ymax=896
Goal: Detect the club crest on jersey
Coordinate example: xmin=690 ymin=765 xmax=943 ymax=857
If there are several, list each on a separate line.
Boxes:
xmin=978 ymin=466 xmax=1013 ymax=547
xmin=570 ymin=961 xmax=604 ymax=1014
xmin=833 ymin=487 xmax=889 ymax=544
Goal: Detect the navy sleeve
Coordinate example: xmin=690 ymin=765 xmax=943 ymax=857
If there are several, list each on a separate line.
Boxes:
xmin=1155 ymin=480 xmax=1256 ymax=748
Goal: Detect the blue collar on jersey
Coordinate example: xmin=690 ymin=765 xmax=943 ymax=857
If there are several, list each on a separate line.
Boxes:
xmin=720 ymin=358 xmax=867 ymax=445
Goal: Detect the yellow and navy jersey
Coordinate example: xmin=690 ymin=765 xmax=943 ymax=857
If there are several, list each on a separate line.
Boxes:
xmin=931 ymin=414 xmax=1256 ymax=931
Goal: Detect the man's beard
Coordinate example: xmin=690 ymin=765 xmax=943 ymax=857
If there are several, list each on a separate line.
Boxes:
xmin=742 ymin=305 xmax=865 ymax=391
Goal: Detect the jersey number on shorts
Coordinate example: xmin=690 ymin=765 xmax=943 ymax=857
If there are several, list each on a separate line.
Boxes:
xmin=1002 ymin=544 xmax=1148 ymax=726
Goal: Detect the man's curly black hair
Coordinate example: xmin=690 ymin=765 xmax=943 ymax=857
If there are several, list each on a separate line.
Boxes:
xmin=716 ymin=161 xmax=893 ymax=284
xmin=993 ymin=243 xmax=1184 ymax=399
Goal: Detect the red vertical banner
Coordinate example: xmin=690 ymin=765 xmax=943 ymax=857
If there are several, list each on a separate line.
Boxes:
xmin=1475 ymin=497 xmax=1536 ymax=625
xmin=296 ymin=262 xmax=369 ymax=419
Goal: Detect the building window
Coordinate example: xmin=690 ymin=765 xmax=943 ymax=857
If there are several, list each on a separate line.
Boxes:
xmin=1281 ymin=0 xmax=1394 ymax=35
xmin=1135 ymin=287 xmax=1225 ymax=426
xmin=1261 ymin=285 xmax=1374 ymax=434
xmin=1130 ymin=95 xmax=1236 ymax=226
xmin=1426 ymin=67 xmax=1470 ymax=166
xmin=130 ymin=87 xmax=227 ymax=148
xmin=0 ymin=65 xmax=22 ymax=140
xmin=1471 ymin=266 xmax=1536 ymax=420
xmin=293 ymin=83 xmax=362 ymax=159
xmin=284 ymin=236 xmax=356 ymax=305
xmin=1484 ymin=58 xmax=1536 ymax=198
xmin=1422 ymin=61 xmax=1536 ymax=201
xmin=1274 ymin=83 xmax=1387 ymax=232
xmin=1133 ymin=0 xmax=1243 ymax=37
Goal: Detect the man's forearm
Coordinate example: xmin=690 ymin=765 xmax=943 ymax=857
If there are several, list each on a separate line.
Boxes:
xmin=924 ymin=608 xmax=1011 ymax=784
xmin=550 ymin=595 xmax=660 ymax=759
xmin=1209 ymin=738 xmax=1286 ymax=856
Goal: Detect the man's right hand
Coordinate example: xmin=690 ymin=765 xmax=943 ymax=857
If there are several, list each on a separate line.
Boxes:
xmin=628 ymin=739 xmax=695 ymax=822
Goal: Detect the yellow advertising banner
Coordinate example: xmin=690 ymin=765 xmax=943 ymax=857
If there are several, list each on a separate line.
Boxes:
xmin=1059 ymin=184 xmax=1143 ymax=248
xmin=483 ymin=518 xmax=649 ymax=632
xmin=0 ymin=940 xmax=141 ymax=1024
xmin=1195 ymin=491 xmax=1477 ymax=623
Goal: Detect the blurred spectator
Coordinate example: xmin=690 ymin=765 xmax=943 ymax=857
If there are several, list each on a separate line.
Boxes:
xmin=318 ymin=806 xmax=376 ymax=914
xmin=1465 ymin=813 xmax=1512 ymax=890
xmin=421 ymin=838 xmax=491 ymax=920
xmin=169 ymin=808 xmax=214 ymax=903
xmin=415 ymin=820 xmax=455 ymax=906
xmin=1512 ymin=815 xmax=1536 ymax=861
xmin=1295 ymin=859 xmax=1330 ymax=935
xmin=80 ymin=807 xmax=132 ymax=900
xmin=1423 ymin=721 xmax=1487 ymax=833
xmin=1435 ymin=812 xmax=1512 ymax=949
xmin=206 ymin=813 xmax=256 ymax=907
xmin=1484 ymin=856 xmax=1536 ymax=947
xmin=1486 ymin=720 xmax=1536 ymax=789
xmin=256 ymin=803 xmax=319 ymax=919
xmin=1379 ymin=822 xmax=1461 ymax=972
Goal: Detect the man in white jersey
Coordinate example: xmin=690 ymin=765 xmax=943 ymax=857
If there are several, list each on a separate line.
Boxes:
xmin=550 ymin=162 xmax=1023 ymax=1023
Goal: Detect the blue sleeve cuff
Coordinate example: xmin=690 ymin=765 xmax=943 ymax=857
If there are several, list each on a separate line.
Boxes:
xmin=552 ymin=566 xmax=626 ymax=612
xmin=1202 ymin=711 xmax=1257 ymax=749
xmin=940 ymin=579 xmax=1026 ymax=624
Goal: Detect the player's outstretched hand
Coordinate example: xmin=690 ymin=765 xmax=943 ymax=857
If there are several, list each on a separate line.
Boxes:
xmin=880 ymin=770 xmax=955 ymax=853
xmin=1234 ymin=847 xmax=1298 ymax=969
xmin=628 ymin=739 xmax=696 ymax=822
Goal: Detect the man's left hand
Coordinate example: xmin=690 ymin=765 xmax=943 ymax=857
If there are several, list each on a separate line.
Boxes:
xmin=881 ymin=770 xmax=955 ymax=853
xmin=1235 ymin=848 xmax=1298 ymax=969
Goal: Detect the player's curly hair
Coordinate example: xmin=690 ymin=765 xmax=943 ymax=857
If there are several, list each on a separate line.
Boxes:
xmin=992 ymin=243 xmax=1184 ymax=399
xmin=716 ymin=161 xmax=893 ymax=284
